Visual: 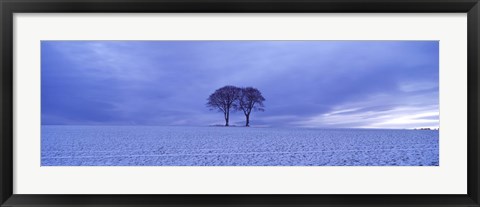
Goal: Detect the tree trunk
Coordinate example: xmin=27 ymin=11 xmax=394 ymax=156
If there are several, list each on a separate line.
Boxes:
xmin=225 ymin=111 xmax=229 ymax=126
xmin=245 ymin=114 xmax=250 ymax=127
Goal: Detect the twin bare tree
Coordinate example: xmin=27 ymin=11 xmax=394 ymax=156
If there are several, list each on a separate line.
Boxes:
xmin=207 ymin=86 xmax=265 ymax=127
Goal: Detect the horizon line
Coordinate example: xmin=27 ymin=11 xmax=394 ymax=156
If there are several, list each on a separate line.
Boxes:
xmin=40 ymin=124 xmax=439 ymax=130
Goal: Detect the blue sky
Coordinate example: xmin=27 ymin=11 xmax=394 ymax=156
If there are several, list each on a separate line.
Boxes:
xmin=41 ymin=41 xmax=439 ymax=129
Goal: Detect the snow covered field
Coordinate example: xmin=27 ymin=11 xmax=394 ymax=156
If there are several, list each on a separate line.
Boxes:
xmin=41 ymin=126 xmax=439 ymax=166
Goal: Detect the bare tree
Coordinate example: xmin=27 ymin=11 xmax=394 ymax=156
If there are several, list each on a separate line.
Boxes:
xmin=236 ymin=87 xmax=265 ymax=127
xmin=206 ymin=86 xmax=241 ymax=126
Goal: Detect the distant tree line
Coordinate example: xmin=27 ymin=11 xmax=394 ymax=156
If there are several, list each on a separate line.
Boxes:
xmin=414 ymin=128 xmax=439 ymax=130
xmin=207 ymin=86 xmax=265 ymax=127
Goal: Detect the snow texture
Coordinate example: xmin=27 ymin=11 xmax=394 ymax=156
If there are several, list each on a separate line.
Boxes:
xmin=41 ymin=126 xmax=439 ymax=166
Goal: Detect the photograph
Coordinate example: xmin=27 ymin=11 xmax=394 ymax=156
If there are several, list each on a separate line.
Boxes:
xmin=41 ymin=40 xmax=439 ymax=166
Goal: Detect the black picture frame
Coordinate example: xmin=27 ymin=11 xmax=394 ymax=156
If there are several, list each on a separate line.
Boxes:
xmin=1 ymin=0 xmax=479 ymax=206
